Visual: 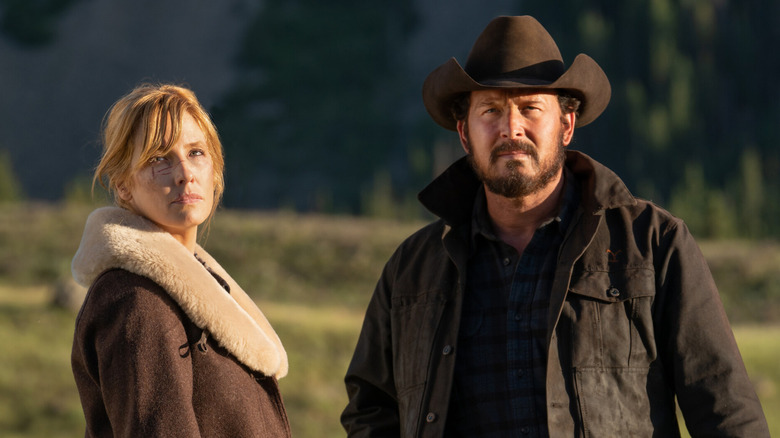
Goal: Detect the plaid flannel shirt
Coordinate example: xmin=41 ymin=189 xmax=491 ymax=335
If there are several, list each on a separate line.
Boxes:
xmin=445 ymin=170 xmax=579 ymax=438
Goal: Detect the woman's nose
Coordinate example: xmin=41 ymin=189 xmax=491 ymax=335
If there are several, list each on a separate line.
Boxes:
xmin=174 ymin=159 xmax=194 ymax=185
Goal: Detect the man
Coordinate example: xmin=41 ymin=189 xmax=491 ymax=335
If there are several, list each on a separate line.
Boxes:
xmin=341 ymin=15 xmax=769 ymax=437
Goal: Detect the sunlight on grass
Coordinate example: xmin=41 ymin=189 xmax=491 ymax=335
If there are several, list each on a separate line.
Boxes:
xmin=0 ymin=285 xmax=83 ymax=438
xmin=261 ymin=300 xmax=364 ymax=437
xmin=2 ymin=282 xmax=779 ymax=438
xmin=677 ymin=325 xmax=780 ymax=437
xmin=734 ymin=325 xmax=780 ymax=436
xmin=1 ymin=204 xmax=779 ymax=437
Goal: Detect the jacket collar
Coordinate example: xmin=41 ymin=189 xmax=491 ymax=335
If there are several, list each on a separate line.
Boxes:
xmin=418 ymin=150 xmax=636 ymax=225
xmin=71 ymin=207 xmax=288 ymax=379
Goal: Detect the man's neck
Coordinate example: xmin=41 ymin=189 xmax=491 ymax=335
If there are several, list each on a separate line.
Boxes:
xmin=484 ymin=171 xmax=564 ymax=255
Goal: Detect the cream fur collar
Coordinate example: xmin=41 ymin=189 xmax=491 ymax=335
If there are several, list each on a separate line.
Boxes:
xmin=72 ymin=207 xmax=287 ymax=379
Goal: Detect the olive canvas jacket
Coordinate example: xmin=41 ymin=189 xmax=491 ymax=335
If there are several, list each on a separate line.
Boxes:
xmin=342 ymin=151 xmax=769 ymax=437
xmin=71 ymin=207 xmax=291 ymax=437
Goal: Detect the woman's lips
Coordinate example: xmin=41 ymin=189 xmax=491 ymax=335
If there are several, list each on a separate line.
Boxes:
xmin=172 ymin=193 xmax=203 ymax=204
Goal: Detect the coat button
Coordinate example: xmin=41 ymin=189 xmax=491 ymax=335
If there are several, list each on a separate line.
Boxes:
xmin=426 ymin=412 xmax=437 ymax=423
xmin=607 ymin=286 xmax=620 ymax=298
xmin=442 ymin=345 xmax=453 ymax=355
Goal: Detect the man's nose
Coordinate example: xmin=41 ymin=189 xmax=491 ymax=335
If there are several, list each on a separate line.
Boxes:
xmin=501 ymin=106 xmax=525 ymax=138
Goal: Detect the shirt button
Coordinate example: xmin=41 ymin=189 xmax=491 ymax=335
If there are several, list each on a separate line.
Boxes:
xmin=521 ymin=426 xmax=530 ymax=434
xmin=514 ymin=313 xmax=522 ymax=321
xmin=442 ymin=345 xmax=453 ymax=355
xmin=607 ymin=287 xmax=620 ymax=298
xmin=503 ymin=257 xmax=511 ymax=266
xmin=516 ymin=369 xmax=525 ymax=378
xmin=426 ymin=412 xmax=437 ymax=423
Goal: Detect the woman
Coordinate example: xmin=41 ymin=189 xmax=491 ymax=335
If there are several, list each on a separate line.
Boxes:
xmin=71 ymin=84 xmax=290 ymax=437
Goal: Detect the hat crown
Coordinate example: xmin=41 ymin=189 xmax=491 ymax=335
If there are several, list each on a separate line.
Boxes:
xmin=464 ymin=16 xmax=565 ymax=84
xmin=421 ymin=15 xmax=611 ymax=131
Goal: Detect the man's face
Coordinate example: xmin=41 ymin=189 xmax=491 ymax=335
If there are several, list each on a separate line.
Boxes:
xmin=457 ymin=89 xmax=575 ymax=198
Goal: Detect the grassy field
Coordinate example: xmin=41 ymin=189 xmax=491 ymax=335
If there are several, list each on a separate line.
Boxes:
xmin=1 ymin=203 xmax=778 ymax=436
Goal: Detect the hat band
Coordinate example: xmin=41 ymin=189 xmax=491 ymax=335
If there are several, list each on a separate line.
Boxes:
xmin=479 ymin=76 xmax=555 ymax=88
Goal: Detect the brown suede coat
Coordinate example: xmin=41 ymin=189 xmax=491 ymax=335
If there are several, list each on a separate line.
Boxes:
xmin=71 ymin=207 xmax=290 ymax=437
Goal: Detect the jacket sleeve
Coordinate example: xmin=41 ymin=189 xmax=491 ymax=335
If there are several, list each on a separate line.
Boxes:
xmin=655 ymin=222 xmax=770 ymax=437
xmin=341 ymin=261 xmax=402 ymax=437
xmin=72 ymin=269 xmax=202 ymax=438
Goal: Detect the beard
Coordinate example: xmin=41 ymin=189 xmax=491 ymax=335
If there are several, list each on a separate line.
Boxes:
xmin=467 ymin=133 xmax=566 ymax=199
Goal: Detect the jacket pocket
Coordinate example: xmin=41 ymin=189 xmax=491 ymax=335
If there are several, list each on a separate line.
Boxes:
xmin=391 ymin=292 xmax=447 ymax=437
xmin=574 ymin=365 xmax=673 ymax=437
xmin=565 ymin=267 xmax=657 ymax=368
xmin=390 ymin=292 xmax=447 ymax=392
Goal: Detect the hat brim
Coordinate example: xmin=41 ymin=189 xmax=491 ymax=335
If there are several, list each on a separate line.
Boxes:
xmin=422 ymin=53 xmax=611 ymax=130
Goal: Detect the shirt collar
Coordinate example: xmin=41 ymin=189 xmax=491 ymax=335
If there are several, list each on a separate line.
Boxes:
xmin=470 ymin=166 xmax=580 ymax=245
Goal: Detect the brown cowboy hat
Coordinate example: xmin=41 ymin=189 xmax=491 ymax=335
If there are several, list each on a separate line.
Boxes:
xmin=422 ymin=15 xmax=611 ymax=130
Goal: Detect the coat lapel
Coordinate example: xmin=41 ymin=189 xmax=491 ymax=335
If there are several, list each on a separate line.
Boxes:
xmin=72 ymin=207 xmax=288 ymax=378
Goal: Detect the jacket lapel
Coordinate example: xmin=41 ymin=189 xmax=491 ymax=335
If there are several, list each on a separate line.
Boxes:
xmin=72 ymin=207 xmax=288 ymax=378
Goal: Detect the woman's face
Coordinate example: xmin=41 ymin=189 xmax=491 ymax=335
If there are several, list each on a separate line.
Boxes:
xmin=119 ymin=112 xmax=215 ymax=250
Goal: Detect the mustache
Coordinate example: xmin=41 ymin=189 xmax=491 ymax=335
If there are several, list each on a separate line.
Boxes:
xmin=490 ymin=140 xmax=538 ymax=164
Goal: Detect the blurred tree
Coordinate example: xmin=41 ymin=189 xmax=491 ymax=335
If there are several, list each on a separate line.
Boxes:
xmin=212 ymin=0 xmax=418 ymax=213
xmin=0 ymin=0 xmax=83 ymax=46
xmin=0 ymin=149 xmax=23 ymax=203
xmin=669 ymin=162 xmax=739 ymax=238
xmin=208 ymin=0 xmax=780 ymax=237
xmin=669 ymin=163 xmax=709 ymax=235
xmin=735 ymin=148 xmax=765 ymax=239
xmin=63 ymin=173 xmax=109 ymax=207
xmin=503 ymin=0 xmax=780 ymax=239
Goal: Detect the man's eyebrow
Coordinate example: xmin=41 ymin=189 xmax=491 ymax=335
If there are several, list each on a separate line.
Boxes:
xmin=473 ymin=96 xmax=502 ymax=107
xmin=512 ymin=95 xmax=546 ymax=104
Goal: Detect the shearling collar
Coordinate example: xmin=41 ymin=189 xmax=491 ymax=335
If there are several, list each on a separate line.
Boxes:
xmin=72 ymin=207 xmax=288 ymax=379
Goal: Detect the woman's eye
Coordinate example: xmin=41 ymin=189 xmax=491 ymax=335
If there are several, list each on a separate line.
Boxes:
xmin=191 ymin=149 xmax=205 ymax=157
xmin=149 ymin=156 xmax=166 ymax=163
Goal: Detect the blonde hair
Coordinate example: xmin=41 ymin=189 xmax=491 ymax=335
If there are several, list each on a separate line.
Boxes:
xmin=94 ymin=83 xmax=225 ymax=220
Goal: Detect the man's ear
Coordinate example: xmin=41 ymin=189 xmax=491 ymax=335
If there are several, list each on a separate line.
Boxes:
xmin=456 ymin=119 xmax=470 ymax=154
xmin=562 ymin=112 xmax=576 ymax=146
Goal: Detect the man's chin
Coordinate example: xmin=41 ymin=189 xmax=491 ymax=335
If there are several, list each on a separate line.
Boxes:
xmin=493 ymin=166 xmax=536 ymax=181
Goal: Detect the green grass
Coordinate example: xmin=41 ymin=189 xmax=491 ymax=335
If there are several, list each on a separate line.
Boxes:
xmin=266 ymin=301 xmax=364 ymax=437
xmin=677 ymin=326 xmax=780 ymax=437
xmin=1 ymin=203 xmax=779 ymax=436
xmin=0 ymin=285 xmax=84 ymax=438
xmin=2 ymin=285 xmax=778 ymax=437
xmin=733 ymin=326 xmax=780 ymax=435
xmin=0 ymin=284 xmax=364 ymax=438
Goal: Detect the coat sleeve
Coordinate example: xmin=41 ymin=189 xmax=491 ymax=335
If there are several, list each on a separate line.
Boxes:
xmin=655 ymin=222 xmax=770 ymax=437
xmin=72 ymin=269 xmax=203 ymax=438
xmin=341 ymin=261 xmax=402 ymax=437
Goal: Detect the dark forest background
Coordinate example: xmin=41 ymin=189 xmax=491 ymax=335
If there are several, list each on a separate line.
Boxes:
xmin=1 ymin=0 xmax=778 ymax=239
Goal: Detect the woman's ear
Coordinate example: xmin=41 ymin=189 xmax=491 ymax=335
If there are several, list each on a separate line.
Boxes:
xmin=117 ymin=184 xmax=132 ymax=202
